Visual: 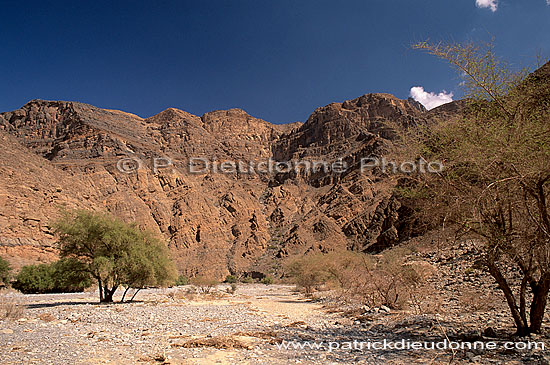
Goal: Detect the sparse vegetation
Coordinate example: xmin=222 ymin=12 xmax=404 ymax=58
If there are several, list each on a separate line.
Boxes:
xmin=399 ymin=41 xmax=550 ymax=335
xmin=285 ymin=255 xmax=332 ymax=295
xmin=286 ymin=249 xmax=433 ymax=308
xmin=53 ymin=209 xmax=177 ymax=302
xmin=224 ymin=275 xmax=238 ymax=284
xmin=227 ymin=283 xmax=238 ymax=294
xmin=261 ymin=275 xmax=274 ymax=285
xmin=0 ymin=292 xmax=24 ymax=320
xmin=0 ymin=256 xmax=11 ymax=286
xmin=190 ymin=276 xmax=218 ymax=294
xmin=175 ymin=274 xmax=189 ymax=286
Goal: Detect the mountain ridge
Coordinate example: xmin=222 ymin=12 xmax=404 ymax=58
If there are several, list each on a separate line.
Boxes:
xmin=0 ymin=92 xmax=438 ymax=278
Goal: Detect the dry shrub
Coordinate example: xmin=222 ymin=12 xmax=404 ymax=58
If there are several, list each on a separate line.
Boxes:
xmin=331 ymin=249 xmax=423 ymax=309
xmin=173 ymin=336 xmax=253 ymax=349
xmin=226 ymin=283 xmax=238 ymax=294
xmin=190 ymin=276 xmax=218 ymax=294
xmin=182 ymin=286 xmax=196 ymax=301
xmin=286 ymin=248 xmax=437 ymax=310
xmin=167 ymin=287 xmax=198 ymax=301
xmin=0 ymin=292 xmax=25 ymax=320
xmin=234 ymin=330 xmax=282 ymax=344
xmin=460 ymin=289 xmax=497 ymax=313
xmin=285 ymin=255 xmax=333 ymax=295
xmin=37 ymin=313 xmax=56 ymax=322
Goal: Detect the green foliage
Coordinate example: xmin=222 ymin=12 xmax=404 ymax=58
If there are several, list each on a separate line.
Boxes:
xmin=13 ymin=264 xmax=54 ymax=294
xmin=224 ymin=275 xmax=237 ymax=284
xmin=0 ymin=256 xmax=11 ymax=285
xmin=52 ymin=258 xmax=93 ymax=292
xmin=240 ymin=276 xmax=254 ymax=284
xmin=53 ymin=209 xmax=177 ymax=302
xmin=261 ymin=275 xmax=274 ymax=285
xmin=13 ymin=259 xmax=92 ymax=294
xmin=175 ymin=274 xmax=189 ymax=286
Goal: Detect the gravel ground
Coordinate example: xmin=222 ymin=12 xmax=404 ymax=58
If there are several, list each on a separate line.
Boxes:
xmin=1 ymin=284 xmax=363 ymax=364
xmin=1 ymin=281 xmax=549 ymax=364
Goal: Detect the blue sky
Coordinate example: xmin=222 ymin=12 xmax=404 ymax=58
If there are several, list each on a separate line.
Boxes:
xmin=1 ymin=1 xmax=549 ymax=123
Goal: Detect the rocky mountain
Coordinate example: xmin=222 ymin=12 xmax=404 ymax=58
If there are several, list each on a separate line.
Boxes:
xmin=0 ymin=93 xmax=435 ymax=278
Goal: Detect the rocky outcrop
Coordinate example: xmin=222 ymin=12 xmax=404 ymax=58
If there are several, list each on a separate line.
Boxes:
xmin=0 ymin=94 xmax=427 ymax=278
xmin=0 ymin=130 xmax=100 ymax=269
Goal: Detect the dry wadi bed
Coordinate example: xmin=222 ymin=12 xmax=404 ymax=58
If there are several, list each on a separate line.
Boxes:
xmin=0 ymin=280 xmax=549 ymax=365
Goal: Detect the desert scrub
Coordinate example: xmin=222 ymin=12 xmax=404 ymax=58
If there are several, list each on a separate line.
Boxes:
xmin=174 ymin=274 xmax=189 ymax=286
xmin=224 ymin=275 xmax=238 ymax=284
xmin=240 ymin=276 xmax=254 ymax=284
xmin=190 ymin=276 xmax=218 ymax=294
xmin=286 ymin=248 xmax=435 ymax=309
xmin=0 ymin=290 xmax=24 ymax=320
xmin=226 ymin=283 xmax=238 ymax=294
xmin=261 ymin=276 xmax=274 ymax=285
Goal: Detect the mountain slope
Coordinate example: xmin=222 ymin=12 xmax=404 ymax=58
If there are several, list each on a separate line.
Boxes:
xmin=0 ymin=94 xmax=426 ymax=278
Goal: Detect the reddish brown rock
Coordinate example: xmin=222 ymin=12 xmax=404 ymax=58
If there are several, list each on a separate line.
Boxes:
xmin=0 ymin=94 xmax=426 ymax=278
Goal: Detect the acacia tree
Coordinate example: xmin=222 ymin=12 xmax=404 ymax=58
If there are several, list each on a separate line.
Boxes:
xmin=398 ymin=41 xmax=550 ymax=335
xmin=119 ymin=232 xmax=176 ymax=302
xmin=54 ymin=210 xmax=177 ymax=302
xmin=0 ymin=256 xmax=11 ymax=286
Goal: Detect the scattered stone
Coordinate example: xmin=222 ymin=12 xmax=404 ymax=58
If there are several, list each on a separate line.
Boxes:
xmin=483 ymin=327 xmax=497 ymax=338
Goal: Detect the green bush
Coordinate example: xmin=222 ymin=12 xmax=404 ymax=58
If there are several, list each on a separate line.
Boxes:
xmin=0 ymin=256 xmax=11 ymax=285
xmin=285 ymin=255 xmax=332 ymax=295
xmin=13 ymin=259 xmax=92 ymax=294
xmin=13 ymin=264 xmax=54 ymax=294
xmin=224 ymin=275 xmax=238 ymax=284
xmin=175 ymin=274 xmax=189 ymax=286
xmin=261 ymin=275 xmax=274 ymax=285
xmin=240 ymin=276 xmax=254 ymax=284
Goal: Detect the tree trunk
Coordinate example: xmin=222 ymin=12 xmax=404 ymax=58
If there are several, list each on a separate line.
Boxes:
xmin=120 ymin=286 xmax=130 ymax=303
xmin=130 ymin=288 xmax=142 ymax=302
xmin=529 ymin=275 xmax=550 ymax=334
xmin=98 ymin=278 xmax=104 ymax=302
xmin=487 ymin=260 xmax=529 ymax=335
xmin=519 ymin=276 xmax=528 ymax=329
xmin=100 ymin=285 xmax=118 ymax=303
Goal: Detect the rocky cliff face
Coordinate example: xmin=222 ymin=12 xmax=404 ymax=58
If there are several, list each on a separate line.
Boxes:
xmin=0 ymin=94 xmax=429 ymax=278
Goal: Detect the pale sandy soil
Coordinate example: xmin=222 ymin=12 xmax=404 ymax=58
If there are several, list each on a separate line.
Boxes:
xmin=1 ymin=283 xmax=549 ymax=364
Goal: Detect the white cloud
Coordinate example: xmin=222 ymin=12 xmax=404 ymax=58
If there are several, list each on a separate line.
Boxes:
xmin=410 ymin=86 xmax=454 ymax=110
xmin=547 ymin=0 xmax=550 ymax=5
xmin=475 ymin=0 xmax=498 ymax=12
